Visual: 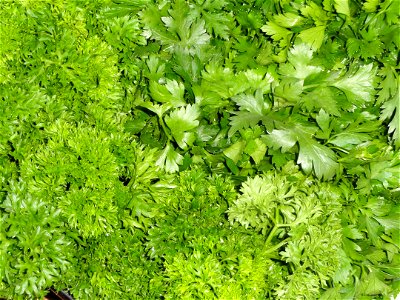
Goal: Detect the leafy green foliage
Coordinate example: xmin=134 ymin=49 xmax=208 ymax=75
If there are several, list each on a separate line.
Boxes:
xmin=0 ymin=182 xmax=70 ymax=300
xmin=0 ymin=0 xmax=399 ymax=299
xmin=228 ymin=163 xmax=344 ymax=299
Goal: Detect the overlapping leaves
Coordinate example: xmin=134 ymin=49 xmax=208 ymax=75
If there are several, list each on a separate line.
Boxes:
xmin=0 ymin=0 xmax=399 ymax=299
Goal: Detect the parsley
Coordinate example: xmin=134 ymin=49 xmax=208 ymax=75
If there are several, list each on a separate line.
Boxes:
xmin=0 ymin=0 xmax=399 ymax=299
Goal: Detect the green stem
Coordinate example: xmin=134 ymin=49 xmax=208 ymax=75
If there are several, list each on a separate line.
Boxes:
xmin=264 ymin=238 xmax=290 ymax=254
xmin=276 ymin=223 xmax=292 ymax=228
xmin=303 ymin=83 xmax=322 ymax=90
xmin=265 ymin=225 xmax=278 ymax=246
xmin=158 ymin=116 xmax=173 ymax=141
xmin=327 ymin=145 xmax=349 ymax=154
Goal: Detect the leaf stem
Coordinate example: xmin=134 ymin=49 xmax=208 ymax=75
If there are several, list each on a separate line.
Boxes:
xmin=158 ymin=116 xmax=173 ymax=141
xmin=265 ymin=224 xmax=278 ymax=246
xmin=303 ymin=83 xmax=322 ymax=90
xmin=264 ymin=237 xmax=290 ymax=254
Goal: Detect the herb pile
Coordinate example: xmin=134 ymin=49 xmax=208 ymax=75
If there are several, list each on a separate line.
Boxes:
xmin=0 ymin=0 xmax=399 ymax=299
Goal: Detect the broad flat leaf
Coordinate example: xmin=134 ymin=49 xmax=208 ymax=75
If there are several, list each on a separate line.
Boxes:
xmin=334 ymin=0 xmax=351 ymax=17
xmin=145 ymin=56 xmax=165 ymax=81
xmin=365 ymin=216 xmax=382 ymax=246
xmin=374 ymin=213 xmax=400 ymax=231
xmin=320 ymin=287 xmax=342 ymax=299
xmin=141 ymin=6 xmax=177 ymax=45
xmin=330 ymin=64 xmax=375 ymax=106
xmin=346 ymin=38 xmax=363 ymax=58
xmin=363 ymin=0 xmax=380 ymax=12
xmin=302 ymin=86 xmax=340 ymax=115
xmin=185 ymin=20 xmax=210 ymax=49
xmin=138 ymin=101 xmax=171 ymax=118
xmin=149 ymin=79 xmax=186 ymax=107
xmin=300 ymin=2 xmax=329 ymax=26
xmin=244 ymin=138 xmax=267 ymax=165
xmin=273 ymin=12 xmax=304 ymax=28
xmin=329 ymin=113 xmax=381 ymax=149
xmin=332 ymin=250 xmax=353 ymax=284
xmin=243 ymin=70 xmax=274 ymax=94
xmin=316 ymin=109 xmax=331 ymax=134
xmin=274 ymin=78 xmax=304 ymax=102
xmin=280 ymin=44 xmax=323 ymax=80
xmin=294 ymin=124 xmax=339 ymax=180
xmin=229 ymin=111 xmax=264 ymax=137
xmin=267 ymin=129 xmax=297 ymax=152
xmin=297 ymin=137 xmax=338 ymax=180
xmin=343 ymin=225 xmax=364 ymax=240
xmin=369 ymin=159 xmax=400 ymax=188
xmin=298 ymin=26 xmax=326 ymax=50
xmin=362 ymin=272 xmax=390 ymax=295
xmin=202 ymin=11 xmax=231 ymax=39
xmin=342 ymin=237 xmax=364 ymax=261
xmin=162 ymin=0 xmax=192 ymax=36
xmin=223 ymin=140 xmax=246 ymax=163
xmin=229 ymin=92 xmax=270 ymax=136
xmin=329 ymin=133 xmax=371 ymax=149
xmin=366 ymin=250 xmax=387 ymax=263
xmin=231 ymin=92 xmax=267 ymax=115
xmin=201 ymin=64 xmax=249 ymax=98
xmin=380 ymin=86 xmax=400 ymax=145
xmin=156 ymin=143 xmax=183 ymax=173
xmin=347 ymin=35 xmax=383 ymax=60
xmin=165 ymin=104 xmax=200 ymax=149
xmin=267 ymin=124 xmax=339 ymax=179
xmin=377 ymin=66 xmax=398 ymax=105
xmin=147 ymin=0 xmax=210 ymax=53
xmin=261 ymin=22 xmax=291 ymax=42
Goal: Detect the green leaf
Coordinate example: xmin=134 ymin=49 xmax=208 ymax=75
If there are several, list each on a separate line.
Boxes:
xmin=225 ymin=157 xmax=240 ymax=174
xmin=1 ymin=0 xmax=399 ymax=298
xmin=298 ymin=26 xmax=326 ymax=50
xmin=267 ymin=129 xmax=297 ymax=152
xmin=330 ymin=64 xmax=375 ymax=106
xmin=343 ymin=225 xmax=364 ymax=240
xmin=334 ymin=0 xmax=351 ymax=17
xmin=377 ymin=66 xmax=398 ymax=105
xmin=374 ymin=213 xmax=400 ymax=231
xmin=316 ymin=109 xmax=331 ymax=134
xmin=139 ymin=101 xmax=171 ymax=118
xmin=149 ymin=79 xmax=186 ymax=107
xmin=328 ymin=112 xmax=381 ymax=150
xmin=201 ymin=10 xmax=231 ymax=39
xmin=261 ymin=22 xmax=292 ymax=42
xmin=267 ymin=124 xmax=339 ymax=179
xmin=274 ymin=78 xmax=304 ymax=102
xmin=273 ymin=12 xmax=304 ymax=28
xmin=280 ymin=44 xmax=323 ymax=80
xmin=303 ymin=87 xmax=341 ymax=116
xmin=156 ymin=143 xmax=183 ymax=173
xmin=330 ymin=132 xmax=371 ymax=148
xmin=223 ymin=140 xmax=246 ymax=164
xmin=244 ymin=139 xmax=267 ymax=165
xmin=143 ymin=0 xmax=210 ymax=53
xmin=320 ymin=287 xmax=342 ymax=300
xmin=363 ymin=0 xmax=380 ymax=12
xmin=362 ymin=271 xmax=390 ymax=295
xmin=332 ymin=250 xmax=353 ymax=284
xmin=300 ymin=2 xmax=329 ymax=26
xmin=165 ymin=104 xmax=200 ymax=149
xmin=229 ymin=92 xmax=270 ymax=136
xmin=297 ymin=136 xmax=338 ymax=179
xmin=200 ymin=64 xmax=250 ymax=98
xmin=380 ymin=86 xmax=400 ymax=146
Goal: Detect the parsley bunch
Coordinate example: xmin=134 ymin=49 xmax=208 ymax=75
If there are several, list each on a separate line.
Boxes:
xmin=0 ymin=0 xmax=399 ymax=299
